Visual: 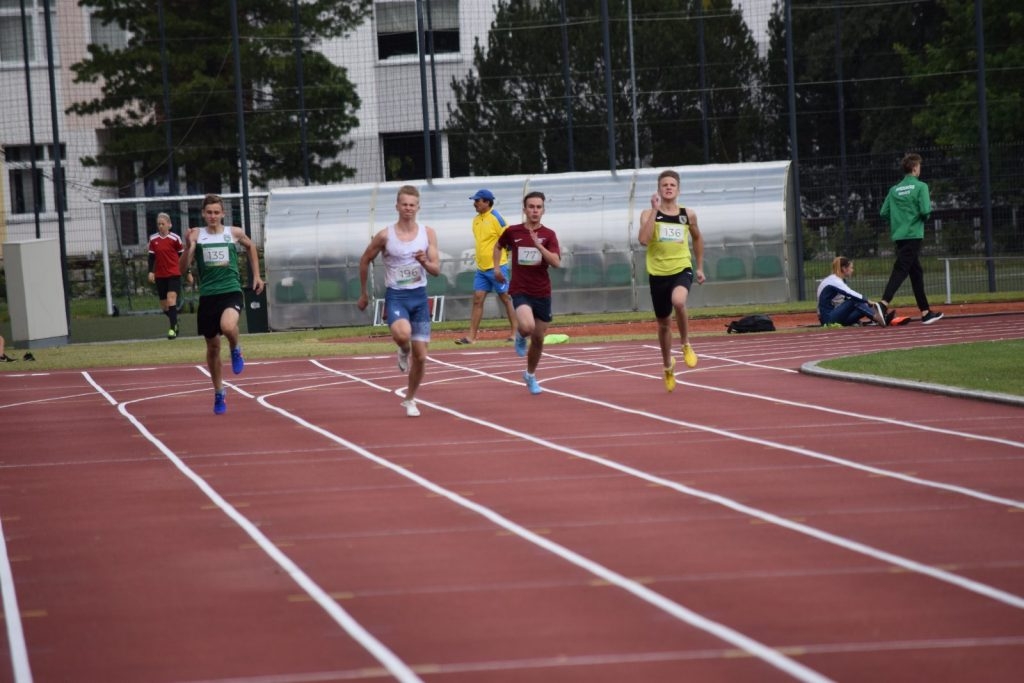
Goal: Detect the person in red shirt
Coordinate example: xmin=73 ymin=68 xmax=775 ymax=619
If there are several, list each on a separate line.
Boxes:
xmin=494 ymin=191 xmax=561 ymax=395
xmin=147 ymin=212 xmax=191 ymax=339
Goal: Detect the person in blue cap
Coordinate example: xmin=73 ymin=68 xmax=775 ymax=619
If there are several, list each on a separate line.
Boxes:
xmin=455 ymin=189 xmax=518 ymax=345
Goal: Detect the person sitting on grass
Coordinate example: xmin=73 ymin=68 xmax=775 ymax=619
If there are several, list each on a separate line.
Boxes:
xmin=817 ymin=256 xmax=893 ymax=327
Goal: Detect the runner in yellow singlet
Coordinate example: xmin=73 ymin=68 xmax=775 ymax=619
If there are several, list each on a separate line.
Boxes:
xmin=637 ymin=170 xmax=705 ymax=392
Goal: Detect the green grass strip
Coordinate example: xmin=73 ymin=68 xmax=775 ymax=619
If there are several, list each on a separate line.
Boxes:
xmin=818 ymin=339 xmax=1024 ymax=397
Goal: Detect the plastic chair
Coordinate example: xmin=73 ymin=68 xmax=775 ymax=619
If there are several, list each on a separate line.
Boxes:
xmin=345 ymin=277 xmax=364 ymax=301
xmin=427 ymin=275 xmax=450 ymax=296
xmin=752 ymin=255 xmax=784 ymax=279
xmin=570 ymin=264 xmax=603 ymax=288
xmin=455 ymin=270 xmax=477 ymax=294
xmin=315 ymin=278 xmax=345 ymax=302
xmin=605 ymin=262 xmax=633 ymax=287
xmin=275 ymin=279 xmax=308 ymax=303
xmin=715 ymin=256 xmax=747 ymax=281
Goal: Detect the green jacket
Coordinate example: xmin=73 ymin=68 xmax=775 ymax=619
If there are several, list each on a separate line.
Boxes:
xmin=880 ymin=174 xmax=931 ymax=241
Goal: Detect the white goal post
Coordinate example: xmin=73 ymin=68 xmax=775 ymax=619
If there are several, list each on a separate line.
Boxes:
xmin=98 ymin=192 xmax=268 ymax=316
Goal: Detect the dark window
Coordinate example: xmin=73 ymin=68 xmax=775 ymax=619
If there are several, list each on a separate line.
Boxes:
xmin=8 ymin=168 xmax=44 ymax=214
xmin=381 ymin=132 xmax=441 ymax=181
xmin=375 ymin=0 xmax=459 ymax=60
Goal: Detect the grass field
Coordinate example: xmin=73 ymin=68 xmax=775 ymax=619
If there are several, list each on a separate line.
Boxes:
xmin=817 ymin=339 xmax=1024 ymax=397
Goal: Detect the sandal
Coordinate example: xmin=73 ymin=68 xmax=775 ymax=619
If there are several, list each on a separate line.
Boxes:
xmin=454 ymin=337 xmax=474 ymax=345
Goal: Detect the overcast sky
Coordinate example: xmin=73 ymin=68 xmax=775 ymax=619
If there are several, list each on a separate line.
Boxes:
xmin=739 ymin=0 xmax=776 ymax=51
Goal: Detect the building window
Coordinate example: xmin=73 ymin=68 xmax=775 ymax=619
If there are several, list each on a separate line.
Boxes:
xmin=4 ymin=143 xmax=66 ymax=215
xmin=0 ymin=0 xmax=39 ymax=64
xmin=375 ymin=0 xmax=459 ymax=61
xmin=88 ymin=11 xmax=128 ymax=51
xmin=381 ymin=132 xmax=440 ymax=181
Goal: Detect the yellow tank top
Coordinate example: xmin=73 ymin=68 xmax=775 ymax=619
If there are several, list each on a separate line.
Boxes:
xmin=646 ymin=209 xmax=692 ymax=276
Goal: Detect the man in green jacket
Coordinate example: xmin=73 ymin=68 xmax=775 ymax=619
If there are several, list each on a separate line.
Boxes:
xmin=878 ymin=153 xmax=943 ymax=324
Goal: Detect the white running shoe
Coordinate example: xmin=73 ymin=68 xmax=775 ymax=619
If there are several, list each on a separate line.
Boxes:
xmin=397 ymin=345 xmax=410 ymax=373
xmin=402 ymin=399 xmax=420 ymax=417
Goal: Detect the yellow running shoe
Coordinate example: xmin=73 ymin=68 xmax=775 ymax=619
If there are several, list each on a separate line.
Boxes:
xmin=682 ymin=343 xmax=698 ymax=368
xmin=663 ymin=357 xmax=676 ymax=392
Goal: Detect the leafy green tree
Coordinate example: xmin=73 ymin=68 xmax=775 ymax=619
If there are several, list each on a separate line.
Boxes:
xmin=70 ymin=0 xmax=370 ymax=192
xmin=897 ymin=0 xmax=1022 ymax=148
xmin=761 ymin=0 xmax=943 ymax=161
xmin=446 ymin=0 xmax=765 ymax=176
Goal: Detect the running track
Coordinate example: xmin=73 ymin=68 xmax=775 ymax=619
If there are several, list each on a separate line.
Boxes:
xmin=1 ymin=314 xmax=1022 ymax=682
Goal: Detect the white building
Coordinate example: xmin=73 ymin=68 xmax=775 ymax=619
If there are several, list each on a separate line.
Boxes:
xmin=0 ymin=0 xmax=492 ymax=257
xmin=1 ymin=0 xmax=122 ymax=258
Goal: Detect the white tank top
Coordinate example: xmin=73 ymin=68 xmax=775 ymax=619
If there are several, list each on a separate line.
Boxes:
xmin=383 ymin=223 xmax=428 ymax=290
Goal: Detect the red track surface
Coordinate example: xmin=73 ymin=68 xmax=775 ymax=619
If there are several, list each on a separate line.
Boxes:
xmin=1 ymin=313 xmax=1023 ymax=682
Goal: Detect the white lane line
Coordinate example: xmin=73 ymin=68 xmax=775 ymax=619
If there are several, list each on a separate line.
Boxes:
xmin=0 ymin=389 xmax=111 ymax=410
xmin=0 ymin=515 xmax=33 ymax=683
xmin=289 ymin=361 xmax=833 ymax=683
xmin=85 ymin=374 xmax=423 ymax=683
xmin=554 ymin=349 xmax=1024 ymax=451
xmin=175 ymin=633 xmax=1024 ymax=682
xmin=412 ymin=358 xmax=1024 ymax=609
xmin=433 ymin=355 xmax=1024 ymax=511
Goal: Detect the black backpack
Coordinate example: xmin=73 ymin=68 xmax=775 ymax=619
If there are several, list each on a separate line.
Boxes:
xmin=726 ymin=314 xmax=776 ymax=334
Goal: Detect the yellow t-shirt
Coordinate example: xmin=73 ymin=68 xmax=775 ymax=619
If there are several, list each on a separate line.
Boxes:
xmin=473 ymin=209 xmax=509 ymax=270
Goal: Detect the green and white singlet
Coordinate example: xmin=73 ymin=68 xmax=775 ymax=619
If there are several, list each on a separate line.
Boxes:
xmin=195 ymin=228 xmax=242 ymax=296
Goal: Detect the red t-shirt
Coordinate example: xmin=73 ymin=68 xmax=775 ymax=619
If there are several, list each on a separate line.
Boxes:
xmin=148 ymin=232 xmax=183 ymax=278
xmin=497 ymin=223 xmax=560 ymax=297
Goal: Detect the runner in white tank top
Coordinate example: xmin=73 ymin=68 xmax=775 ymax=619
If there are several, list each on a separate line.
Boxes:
xmin=356 ymin=185 xmax=441 ymax=418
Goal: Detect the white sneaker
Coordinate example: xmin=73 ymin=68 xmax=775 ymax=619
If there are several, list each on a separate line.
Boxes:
xmin=402 ymin=399 xmax=420 ymax=417
xmin=397 ymin=345 xmax=410 ymax=373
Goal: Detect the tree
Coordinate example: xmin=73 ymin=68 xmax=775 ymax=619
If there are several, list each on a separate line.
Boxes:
xmin=761 ymin=0 xmax=943 ymax=161
xmin=897 ymin=0 xmax=1023 ymax=152
xmin=70 ymin=0 xmax=371 ymax=193
xmin=445 ymin=0 xmax=765 ymax=176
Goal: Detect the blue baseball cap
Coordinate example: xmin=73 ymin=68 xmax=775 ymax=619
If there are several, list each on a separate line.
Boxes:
xmin=469 ymin=189 xmax=495 ymax=201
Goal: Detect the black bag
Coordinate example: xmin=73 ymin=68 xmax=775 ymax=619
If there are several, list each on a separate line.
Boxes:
xmin=726 ymin=314 xmax=776 ymax=334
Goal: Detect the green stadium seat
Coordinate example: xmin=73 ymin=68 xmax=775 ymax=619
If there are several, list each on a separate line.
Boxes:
xmin=570 ymin=264 xmax=603 ymax=288
xmin=455 ymin=270 xmax=477 ymax=294
xmin=753 ymin=255 xmax=784 ymax=279
xmin=345 ymin=277 xmax=364 ymax=301
xmin=427 ymin=275 xmax=450 ymax=296
xmin=715 ymin=256 xmax=747 ymax=281
xmin=548 ymin=267 xmax=567 ymax=288
xmin=275 ymin=279 xmax=308 ymax=303
xmin=315 ymin=278 xmax=345 ymax=302
xmin=605 ymin=262 xmax=633 ymax=287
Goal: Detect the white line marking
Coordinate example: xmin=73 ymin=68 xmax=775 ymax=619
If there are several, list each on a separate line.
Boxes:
xmin=417 ymin=357 xmax=1024 ymax=609
xmin=0 ymin=389 xmax=110 ymax=410
xmin=282 ymin=361 xmax=834 ymax=683
xmin=177 ymin=634 xmax=1024 ymax=681
xmin=85 ymin=373 xmax=423 ymax=683
xmin=437 ymin=354 xmax=1024 ymax=510
xmin=0 ymin=516 xmax=33 ymax=683
xmin=552 ymin=356 xmax=1024 ymax=505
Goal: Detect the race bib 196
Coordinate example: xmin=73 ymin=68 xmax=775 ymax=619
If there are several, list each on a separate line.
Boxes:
xmin=395 ymin=265 xmax=420 ymax=285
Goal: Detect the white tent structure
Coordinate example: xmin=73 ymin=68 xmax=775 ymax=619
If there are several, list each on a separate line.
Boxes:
xmin=263 ymin=163 xmax=797 ymax=330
